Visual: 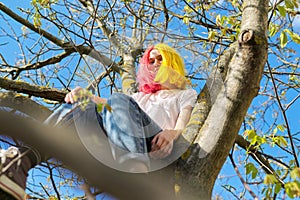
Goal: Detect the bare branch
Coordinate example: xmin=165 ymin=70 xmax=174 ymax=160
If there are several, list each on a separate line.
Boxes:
xmin=229 ymin=153 xmax=259 ymax=200
xmin=267 ymin=62 xmax=299 ymax=167
xmin=0 ymin=2 xmax=67 ymax=48
xmin=79 ymin=0 xmax=130 ymax=53
xmin=0 ymin=50 xmax=74 ymax=77
xmin=0 ymin=2 xmax=118 ymax=72
xmin=235 ymin=135 xmax=286 ymax=185
xmin=0 ymin=77 xmax=67 ymax=102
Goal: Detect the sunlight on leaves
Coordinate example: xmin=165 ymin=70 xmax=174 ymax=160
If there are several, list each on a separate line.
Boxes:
xmin=285 ymin=181 xmax=300 ymax=198
xmin=264 ymin=174 xmax=277 ymax=185
xmin=245 ymin=162 xmax=258 ymax=179
xmin=280 ymin=31 xmax=288 ymax=48
xmin=291 ymin=167 xmax=300 ymax=180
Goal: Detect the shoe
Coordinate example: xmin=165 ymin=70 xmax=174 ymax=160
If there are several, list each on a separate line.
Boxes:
xmin=0 ymin=146 xmax=33 ymax=200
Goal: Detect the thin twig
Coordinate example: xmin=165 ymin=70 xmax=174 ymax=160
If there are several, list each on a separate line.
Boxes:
xmin=229 ymin=153 xmax=259 ymax=200
xmin=267 ymin=62 xmax=299 ymax=167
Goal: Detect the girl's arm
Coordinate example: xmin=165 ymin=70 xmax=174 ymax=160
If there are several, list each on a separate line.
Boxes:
xmin=150 ymin=105 xmax=193 ymax=159
xmin=92 ymin=95 xmax=107 ymax=104
xmin=64 ymin=87 xmax=107 ymax=104
xmin=173 ymin=105 xmax=193 ymax=139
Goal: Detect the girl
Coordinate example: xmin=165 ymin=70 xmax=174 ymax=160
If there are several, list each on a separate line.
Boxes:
xmin=64 ymin=44 xmax=198 ymax=172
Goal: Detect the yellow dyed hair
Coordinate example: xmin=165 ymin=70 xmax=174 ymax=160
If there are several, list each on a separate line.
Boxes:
xmin=154 ymin=43 xmax=187 ymax=89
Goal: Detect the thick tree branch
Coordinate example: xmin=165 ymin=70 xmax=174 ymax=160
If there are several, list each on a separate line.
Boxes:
xmin=0 ymin=110 xmax=186 ymax=200
xmin=0 ymin=92 xmax=52 ymax=120
xmin=175 ymin=42 xmax=238 ymax=200
xmin=181 ymin=42 xmax=237 ymax=143
xmin=0 ymin=77 xmax=67 ymax=102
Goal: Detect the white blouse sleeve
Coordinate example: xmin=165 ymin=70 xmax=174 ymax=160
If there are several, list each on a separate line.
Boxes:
xmin=179 ymin=89 xmax=198 ymax=110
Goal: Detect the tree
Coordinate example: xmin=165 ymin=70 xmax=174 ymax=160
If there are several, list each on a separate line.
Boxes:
xmin=0 ymin=0 xmax=299 ymax=199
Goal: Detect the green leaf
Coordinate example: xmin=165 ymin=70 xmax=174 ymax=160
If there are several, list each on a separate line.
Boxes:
xmin=229 ymin=34 xmax=236 ymax=42
xmin=184 ymin=5 xmax=193 ymax=14
xmin=269 ymin=24 xmax=277 ymax=37
xmin=183 ymin=16 xmax=190 ymax=25
xmin=280 ymin=31 xmax=288 ymax=48
xmin=260 ymin=136 xmax=267 ymax=144
xmin=265 ymin=187 xmax=272 ymax=199
xmin=275 ymin=183 xmax=282 ymax=194
xmin=252 ymin=168 xmax=258 ymax=179
xmin=285 ymin=181 xmax=300 ymax=198
xmin=291 ymin=34 xmax=300 ymax=44
xmin=291 ymin=167 xmax=300 ymax=180
xmin=208 ymin=31 xmax=217 ymax=41
xmin=264 ymin=174 xmax=277 ymax=185
xmin=278 ymin=136 xmax=288 ymax=147
xmin=216 ymin=14 xmax=221 ymax=25
xmin=245 ymin=163 xmax=258 ymax=179
xmin=286 ymin=30 xmax=300 ymax=44
xmin=227 ymin=16 xmax=234 ymax=25
xmin=245 ymin=163 xmax=254 ymax=175
xmin=97 ymin=104 xmax=103 ymax=113
xmin=250 ymin=135 xmax=266 ymax=146
xmin=221 ymin=28 xmax=227 ymax=36
xmin=273 ymin=127 xmax=278 ymax=134
xmin=285 ymin=0 xmax=295 ymax=9
xmin=277 ymin=124 xmax=285 ymax=132
xmin=31 ymin=0 xmax=37 ymax=6
xmin=277 ymin=6 xmax=286 ymax=17
xmin=293 ymin=0 xmax=299 ymax=8
xmin=245 ymin=130 xmax=256 ymax=140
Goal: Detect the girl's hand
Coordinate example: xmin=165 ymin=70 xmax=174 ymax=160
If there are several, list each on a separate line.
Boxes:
xmin=64 ymin=87 xmax=83 ymax=104
xmin=149 ymin=130 xmax=179 ymax=159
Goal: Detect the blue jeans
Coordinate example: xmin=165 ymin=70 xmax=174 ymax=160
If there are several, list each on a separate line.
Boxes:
xmin=102 ymin=93 xmax=162 ymax=163
xmin=44 ymin=93 xmax=162 ymax=165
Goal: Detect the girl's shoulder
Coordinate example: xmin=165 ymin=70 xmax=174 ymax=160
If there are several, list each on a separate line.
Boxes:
xmin=174 ymin=88 xmax=197 ymax=98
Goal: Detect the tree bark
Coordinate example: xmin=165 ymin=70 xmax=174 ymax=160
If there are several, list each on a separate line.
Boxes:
xmin=176 ymin=0 xmax=268 ymax=199
xmin=0 ymin=92 xmax=51 ymax=120
xmin=0 ymin=77 xmax=67 ymax=103
xmin=121 ymin=53 xmax=137 ymax=95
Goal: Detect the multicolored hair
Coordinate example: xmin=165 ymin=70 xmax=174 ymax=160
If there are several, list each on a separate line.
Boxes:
xmin=136 ymin=43 xmax=188 ymax=93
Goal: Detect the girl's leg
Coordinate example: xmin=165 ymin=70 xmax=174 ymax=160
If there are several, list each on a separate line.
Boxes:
xmin=44 ymin=104 xmax=74 ymax=126
xmin=102 ymin=93 xmax=162 ymax=171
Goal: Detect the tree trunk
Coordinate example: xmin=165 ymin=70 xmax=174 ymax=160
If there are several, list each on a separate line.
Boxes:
xmin=176 ymin=0 xmax=268 ymax=199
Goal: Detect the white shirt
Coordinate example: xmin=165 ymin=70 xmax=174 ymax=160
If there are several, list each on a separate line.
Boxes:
xmin=131 ymin=89 xmax=197 ymax=130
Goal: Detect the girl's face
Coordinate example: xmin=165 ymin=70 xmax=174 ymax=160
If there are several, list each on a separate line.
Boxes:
xmin=149 ymin=49 xmax=162 ymax=72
